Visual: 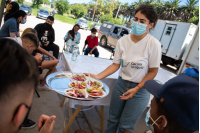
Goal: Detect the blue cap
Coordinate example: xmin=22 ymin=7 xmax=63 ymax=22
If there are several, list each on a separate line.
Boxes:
xmin=144 ymin=73 xmax=199 ymax=131
xmin=183 ymin=68 xmax=199 ymax=77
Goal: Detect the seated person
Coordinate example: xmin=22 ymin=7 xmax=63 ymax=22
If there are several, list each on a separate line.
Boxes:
xmin=64 ymin=24 xmax=81 ymax=53
xmin=34 ymin=16 xmax=59 ymax=59
xmin=82 ymin=28 xmax=99 ymax=57
xmin=0 ymin=10 xmax=27 ymax=38
xmin=21 ymin=28 xmax=59 ymax=90
xmin=0 ymin=38 xmax=56 ymax=133
xmin=122 ymin=68 xmax=199 ymax=133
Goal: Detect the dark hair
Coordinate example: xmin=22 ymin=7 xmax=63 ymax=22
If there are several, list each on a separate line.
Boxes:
xmin=0 ymin=38 xmax=39 ymax=102
xmin=91 ymin=28 xmax=97 ymax=33
xmin=22 ymin=33 xmax=39 ymax=48
xmin=11 ymin=10 xmax=27 ymax=20
xmin=68 ymin=24 xmax=80 ymax=41
xmin=47 ymin=16 xmax=54 ymax=21
xmin=21 ymin=28 xmax=38 ymax=38
xmin=156 ymin=98 xmax=194 ymax=133
xmin=135 ymin=5 xmax=158 ymax=31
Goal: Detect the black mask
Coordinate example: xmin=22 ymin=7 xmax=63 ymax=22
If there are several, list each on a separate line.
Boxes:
xmin=45 ymin=23 xmax=52 ymax=29
xmin=12 ymin=103 xmax=31 ymax=130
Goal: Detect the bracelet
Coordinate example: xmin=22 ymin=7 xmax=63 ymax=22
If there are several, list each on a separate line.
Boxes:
xmin=137 ymin=85 xmax=141 ymax=89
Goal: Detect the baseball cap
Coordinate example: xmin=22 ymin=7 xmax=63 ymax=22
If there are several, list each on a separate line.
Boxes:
xmin=144 ymin=73 xmax=199 ymax=131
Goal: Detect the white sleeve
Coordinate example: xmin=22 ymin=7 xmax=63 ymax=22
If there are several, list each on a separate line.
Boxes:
xmin=148 ymin=41 xmax=161 ymax=68
xmin=113 ymin=40 xmax=122 ymax=64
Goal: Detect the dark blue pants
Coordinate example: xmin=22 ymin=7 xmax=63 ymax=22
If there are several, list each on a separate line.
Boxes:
xmin=84 ymin=47 xmax=99 ymax=57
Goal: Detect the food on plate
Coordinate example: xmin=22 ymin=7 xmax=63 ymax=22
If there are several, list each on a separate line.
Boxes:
xmin=87 ymin=87 xmax=103 ymax=97
xmin=71 ymin=74 xmax=86 ymax=81
xmin=87 ymin=80 xmax=102 ymax=88
xmin=70 ymin=82 xmax=87 ymax=89
xmin=66 ymin=88 xmax=86 ymax=98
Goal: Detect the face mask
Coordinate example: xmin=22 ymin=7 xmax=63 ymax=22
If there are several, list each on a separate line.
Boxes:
xmin=21 ymin=19 xmax=26 ymax=24
xmin=145 ymin=108 xmax=166 ymax=133
xmin=45 ymin=23 xmax=52 ymax=28
xmin=91 ymin=34 xmax=96 ymax=37
xmin=131 ymin=21 xmax=147 ymax=36
xmin=74 ymin=31 xmax=78 ymax=33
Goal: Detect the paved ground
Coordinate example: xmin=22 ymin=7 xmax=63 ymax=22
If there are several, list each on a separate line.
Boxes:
xmin=16 ymin=16 xmax=182 ymax=133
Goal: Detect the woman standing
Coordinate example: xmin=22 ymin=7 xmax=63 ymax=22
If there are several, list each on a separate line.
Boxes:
xmin=0 ymin=10 xmax=27 ymax=38
xmin=64 ymin=24 xmax=81 ymax=53
xmin=87 ymin=5 xmax=161 ymax=133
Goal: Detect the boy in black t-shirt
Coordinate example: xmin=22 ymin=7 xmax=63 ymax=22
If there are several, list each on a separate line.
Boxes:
xmin=34 ymin=16 xmax=59 ymax=59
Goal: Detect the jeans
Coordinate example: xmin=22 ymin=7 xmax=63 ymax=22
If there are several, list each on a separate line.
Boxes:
xmin=84 ymin=47 xmax=99 ymax=57
xmin=104 ymin=77 xmax=150 ymax=133
xmin=41 ymin=43 xmax=59 ymax=59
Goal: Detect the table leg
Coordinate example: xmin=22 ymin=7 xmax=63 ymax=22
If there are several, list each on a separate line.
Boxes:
xmin=63 ymin=105 xmax=83 ymax=133
xmin=67 ymin=102 xmax=72 ymax=118
xmin=101 ymin=106 xmax=104 ymax=133
xmin=60 ymin=97 xmax=65 ymax=107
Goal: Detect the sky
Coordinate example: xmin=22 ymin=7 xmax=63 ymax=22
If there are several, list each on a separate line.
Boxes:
xmin=67 ymin=0 xmax=197 ymax=6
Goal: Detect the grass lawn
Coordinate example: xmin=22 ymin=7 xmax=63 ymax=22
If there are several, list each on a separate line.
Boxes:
xmin=23 ymin=2 xmax=96 ymax=28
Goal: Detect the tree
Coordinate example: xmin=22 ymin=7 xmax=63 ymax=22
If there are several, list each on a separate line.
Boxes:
xmin=72 ymin=4 xmax=88 ymax=18
xmin=55 ymin=0 xmax=69 ymax=15
xmin=32 ymin=0 xmax=43 ymax=8
xmin=17 ymin=0 xmax=24 ymax=4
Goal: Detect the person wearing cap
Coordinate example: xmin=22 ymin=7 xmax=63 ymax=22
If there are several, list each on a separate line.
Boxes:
xmin=142 ymin=68 xmax=199 ymax=133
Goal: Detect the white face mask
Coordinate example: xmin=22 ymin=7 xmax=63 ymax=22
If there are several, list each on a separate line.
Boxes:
xmin=91 ymin=34 xmax=96 ymax=37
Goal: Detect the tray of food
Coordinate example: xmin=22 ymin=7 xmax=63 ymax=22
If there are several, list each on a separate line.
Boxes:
xmin=46 ymin=71 xmax=109 ymax=101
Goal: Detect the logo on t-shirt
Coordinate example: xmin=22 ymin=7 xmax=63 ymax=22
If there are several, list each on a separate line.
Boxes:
xmin=41 ymin=30 xmax=49 ymax=43
xmin=121 ymin=59 xmax=144 ymax=69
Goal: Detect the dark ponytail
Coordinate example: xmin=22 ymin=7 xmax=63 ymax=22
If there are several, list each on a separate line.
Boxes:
xmin=11 ymin=10 xmax=26 ymax=20
xmin=68 ymin=24 xmax=80 ymax=41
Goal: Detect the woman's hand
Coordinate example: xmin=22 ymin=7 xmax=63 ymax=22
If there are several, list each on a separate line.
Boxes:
xmin=68 ymin=34 xmax=72 ymax=38
xmin=84 ymin=73 xmax=100 ymax=79
xmin=120 ymin=87 xmax=140 ymax=100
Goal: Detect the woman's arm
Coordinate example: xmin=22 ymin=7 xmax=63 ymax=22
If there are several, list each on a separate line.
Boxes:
xmin=120 ymin=68 xmax=159 ymax=100
xmin=64 ymin=32 xmax=71 ymax=41
xmin=37 ymin=46 xmax=56 ymax=59
xmin=16 ymin=32 xmax=20 ymax=37
xmin=86 ymin=63 xmax=120 ymax=80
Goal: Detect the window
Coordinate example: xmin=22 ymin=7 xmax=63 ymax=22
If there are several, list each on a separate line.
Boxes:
xmin=165 ymin=26 xmax=172 ymax=35
xmin=113 ymin=27 xmax=120 ymax=34
xmin=120 ymin=29 xmax=129 ymax=36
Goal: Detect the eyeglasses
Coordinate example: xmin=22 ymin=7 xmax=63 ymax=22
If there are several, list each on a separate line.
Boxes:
xmin=133 ymin=18 xmax=150 ymax=26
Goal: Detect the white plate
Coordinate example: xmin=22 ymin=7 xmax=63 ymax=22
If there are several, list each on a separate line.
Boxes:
xmin=86 ymin=79 xmax=103 ymax=88
xmin=70 ymin=73 xmax=87 ymax=82
xmin=64 ymin=88 xmax=88 ymax=99
xmin=68 ymin=81 xmax=87 ymax=89
xmin=87 ymin=88 xmax=107 ymax=98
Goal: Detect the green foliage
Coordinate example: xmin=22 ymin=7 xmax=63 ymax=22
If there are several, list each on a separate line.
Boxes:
xmin=17 ymin=0 xmax=24 ymax=4
xmin=55 ymin=0 xmax=69 ymax=15
xmin=51 ymin=4 xmax=54 ymax=8
xmin=32 ymin=0 xmax=42 ymax=8
xmin=188 ymin=16 xmax=199 ymax=24
xmin=72 ymin=4 xmax=88 ymax=18
xmin=100 ymin=14 xmax=122 ymax=25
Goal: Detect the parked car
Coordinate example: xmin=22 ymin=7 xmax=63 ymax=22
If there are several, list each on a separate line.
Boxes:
xmin=92 ymin=23 xmax=101 ymax=31
xmin=76 ymin=18 xmax=88 ymax=30
xmin=19 ymin=4 xmax=32 ymax=15
xmin=37 ymin=9 xmax=49 ymax=19
xmin=98 ymin=21 xmax=132 ymax=47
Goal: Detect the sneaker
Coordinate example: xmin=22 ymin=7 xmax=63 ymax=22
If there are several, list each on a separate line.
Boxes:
xmin=37 ymin=84 xmax=51 ymax=91
xmin=21 ymin=119 xmax=36 ymax=129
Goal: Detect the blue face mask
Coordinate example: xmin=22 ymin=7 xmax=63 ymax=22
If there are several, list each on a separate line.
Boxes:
xmin=21 ymin=19 xmax=26 ymax=24
xmin=145 ymin=108 xmax=164 ymax=133
xmin=74 ymin=31 xmax=78 ymax=33
xmin=131 ymin=21 xmax=147 ymax=36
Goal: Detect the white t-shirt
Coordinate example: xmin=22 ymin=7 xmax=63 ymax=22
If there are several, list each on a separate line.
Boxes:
xmin=113 ymin=34 xmax=161 ymax=83
xmin=72 ymin=35 xmax=77 ymax=45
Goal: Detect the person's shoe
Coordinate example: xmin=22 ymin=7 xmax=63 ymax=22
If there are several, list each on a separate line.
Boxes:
xmin=37 ymin=84 xmax=51 ymax=91
xmin=21 ymin=119 xmax=36 ymax=129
